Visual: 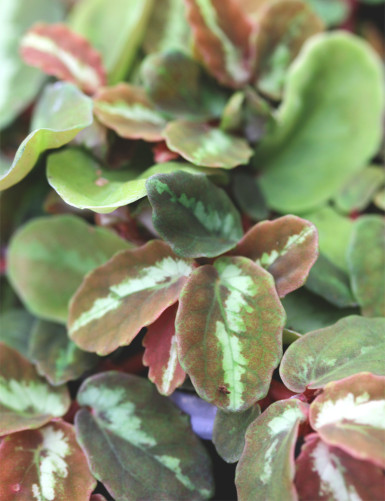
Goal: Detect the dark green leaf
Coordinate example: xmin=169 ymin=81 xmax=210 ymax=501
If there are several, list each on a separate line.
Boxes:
xmin=0 ymin=309 xmax=35 ymax=359
xmin=232 ymin=172 xmax=269 ymax=221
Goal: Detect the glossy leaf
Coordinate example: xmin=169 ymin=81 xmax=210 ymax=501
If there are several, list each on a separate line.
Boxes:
xmin=295 ymin=433 xmax=385 ymax=501
xmin=213 ymin=405 xmax=261 ymax=463
xmin=93 ymin=84 xmax=166 ymax=142
xmin=0 ymin=309 xmax=35 ymax=359
xmin=0 ymin=421 xmax=95 ymax=501
xmin=75 ymin=372 xmax=214 ymax=500
xmin=69 ymin=240 xmax=195 ymax=355
xmin=232 ymin=172 xmax=269 ymax=221
xmin=147 ymin=171 xmax=243 ymax=257
xmin=7 ymin=215 xmax=129 ymax=323
xmin=176 ymin=256 xmax=286 ymax=411
xmin=29 ymin=320 xmax=98 ymax=386
xmin=280 ymin=316 xmax=385 ymax=392
xmin=310 ymin=373 xmax=385 ymax=468
xmin=257 ymin=32 xmax=384 ymax=213
xmin=0 ymin=82 xmax=93 ymax=191
xmin=21 ymin=23 xmax=106 ymax=94
xmin=234 ymin=216 xmax=318 ymax=297
xmin=164 ymin=121 xmax=253 ymax=168
xmin=235 ymin=399 xmax=308 ymax=501
xmin=347 ymin=215 xmax=385 ymax=317
xmin=142 ymin=304 xmax=186 ymax=396
xmin=0 ymin=343 xmax=70 ymax=435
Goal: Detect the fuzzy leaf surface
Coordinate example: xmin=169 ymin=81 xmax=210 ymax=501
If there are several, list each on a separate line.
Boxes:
xmin=75 ymin=372 xmax=214 ymax=500
xmin=176 ymin=256 xmax=286 ymax=411
xmin=280 ymin=316 xmax=385 ymax=392
xmin=69 ymin=240 xmax=195 ymax=355
xmin=147 ymin=171 xmax=243 ymax=257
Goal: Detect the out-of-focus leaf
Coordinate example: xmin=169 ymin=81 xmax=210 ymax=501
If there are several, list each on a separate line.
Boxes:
xmin=0 ymin=421 xmax=96 ymax=501
xmin=252 ymin=0 xmax=323 ymax=99
xmin=295 ymin=433 xmax=385 ymax=501
xmin=75 ymin=372 xmax=214 ymax=500
xmin=142 ymin=304 xmax=186 ymax=396
xmin=347 ymin=215 xmax=385 ymax=317
xmin=232 ymin=172 xmax=269 ymax=221
xmin=310 ymin=373 xmax=385 ymax=468
xmin=0 ymin=82 xmax=93 ymax=190
xmin=93 ymin=83 xmax=166 ymax=142
xmin=280 ymin=316 xmax=385 ymax=392
xmin=176 ymin=256 xmax=286 ymax=412
xmin=282 ymin=328 xmax=301 ymax=345
xmin=29 ymin=320 xmax=98 ymax=386
xmin=68 ymin=240 xmax=195 ymax=355
xmin=257 ymin=32 xmax=384 ymax=213
xmin=0 ymin=0 xmax=63 ymax=130
xmin=213 ymin=405 xmax=261 ymax=463
xmin=185 ymin=0 xmax=253 ymax=88
xmin=69 ymin=0 xmax=154 ymax=83
xmin=374 ymin=187 xmax=385 ymax=210
xmin=304 ymin=0 xmax=349 ymax=26
xmin=235 ymin=399 xmax=308 ymax=501
xmin=21 ymin=23 xmax=106 ymax=94
xmin=0 ymin=343 xmax=70 ymax=435
xmin=146 ymin=171 xmax=243 ymax=257
xmin=164 ymin=121 xmax=253 ymax=168
xmin=234 ymin=215 xmax=318 ymax=297
xmin=0 ymin=309 xmax=35 ymax=359
xmin=7 ymin=215 xmax=129 ymax=323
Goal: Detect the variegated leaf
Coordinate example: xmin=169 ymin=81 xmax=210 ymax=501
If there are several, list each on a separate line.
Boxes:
xmin=142 ymin=304 xmax=186 ymax=396
xmin=21 ymin=23 xmax=106 ymax=94
xmin=280 ymin=316 xmax=385 ymax=392
xmin=176 ymin=256 xmax=286 ymax=412
xmin=0 ymin=421 xmax=95 ymax=501
xmin=0 ymin=343 xmax=70 ymax=435
xmin=75 ymin=372 xmax=214 ymax=500
xmin=93 ymin=83 xmax=166 ymax=142
xmin=146 ymin=171 xmax=243 ymax=257
xmin=295 ymin=433 xmax=385 ymax=501
xmin=68 ymin=240 xmax=195 ymax=355
xmin=233 ymin=216 xmax=318 ymax=297
xmin=235 ymin=399 xmax=308 ymax=501
xmin=310 ymin=373 xmax=385 ymax=468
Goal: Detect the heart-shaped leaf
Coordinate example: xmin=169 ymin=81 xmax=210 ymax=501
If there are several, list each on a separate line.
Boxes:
xmin=176 ymin=256 xmax=286 ymax=411
xmin=21 ymin=23 xmax=106 ymax=94
xmin=295 ymin=433 xmax=385 ymax=501
xmin=0 ymin=82 xmax=93 ymax=190
xmin=235 ymin=399 xmax=308 ymax=501
xmin=164 ymin=121 xmax=253 ymax=168
xmin=257 ymin=32 xmax=384 ymax=213
xmin=7 ymin=215 xmax=129 ymax=323
xmin=0 ymin=343 xmax=70 ymax=435
xmin=347 ymin=215 xmax=385 ymax=317
xmin=143 ymin=304 xmax=186 ymax=396
xmin=68 ymin=240 xmax=195 ymax=355
xmin=0 ymin=421 xmax=95 ymax=501
xmin=0 ymin=309 xmax=35 ymax=359
xmin=146 ymin=171 xmax=243 ymax=257
xmin=280 ymin=316 xmax=385 ymax=393
xmin=75 ymin=372 xmax=214 ymax=500
xmin=310 ymin=372 xmax=385 ymax=468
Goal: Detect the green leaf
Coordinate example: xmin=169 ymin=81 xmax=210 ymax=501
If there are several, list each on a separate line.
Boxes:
xmin=69 ymin=0 xmax=154 ymax=83
xmin=146 ymin=171 xmax=243 ymax=257
xmin=164 ymin=121 xmax=253 ymax=168
xmin=0 ymin=308 xmax=35 ymax=359
xmin=232 ymin=172 xmax=269 ymax=221
xmin=29 ymin=320 xmax=98 ymax=386
xmin=235 ymin=399 xmax=308 ymax=501
xmin=0 ymin=421 xmax=96 ymax=501
xmin=176 ymin=256 xmax=286 ymax=412
xmin=0 ymin=82 xmax=93 ymax=190
xmin=75 ymin=372 xmax=214 ymax=500
xmin=257 ymin=32 xmax=384 ymax=213
xmin=213 ymin=405 xmax=261 ymax=463
xmin=68 ymin=240 xmax=195 ymax=355
xmin=374 ymin=187 xmax=385 ymax=210
xmin=347 ymin=215 xmax=385 ymax=317
xmin=0 ymin=0 xmax=63 ymax=130
xmin=280 ymin=316 xmax=385 ymax=392
xmin=7 ymin=215 xmax=129 ymax=323
xmin=0 ymin=343 xmax=70 ymax=435
xmin=304 ymin=0 xmax=349 ymax=26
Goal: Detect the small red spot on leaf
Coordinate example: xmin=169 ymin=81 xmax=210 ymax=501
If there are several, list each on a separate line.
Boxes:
xmin=218 ymin=385 xmax=231 ymax=394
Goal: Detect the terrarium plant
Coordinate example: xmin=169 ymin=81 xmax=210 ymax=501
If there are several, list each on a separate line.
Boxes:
xmin=0 ymin=0 xmax=384 ymax=499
